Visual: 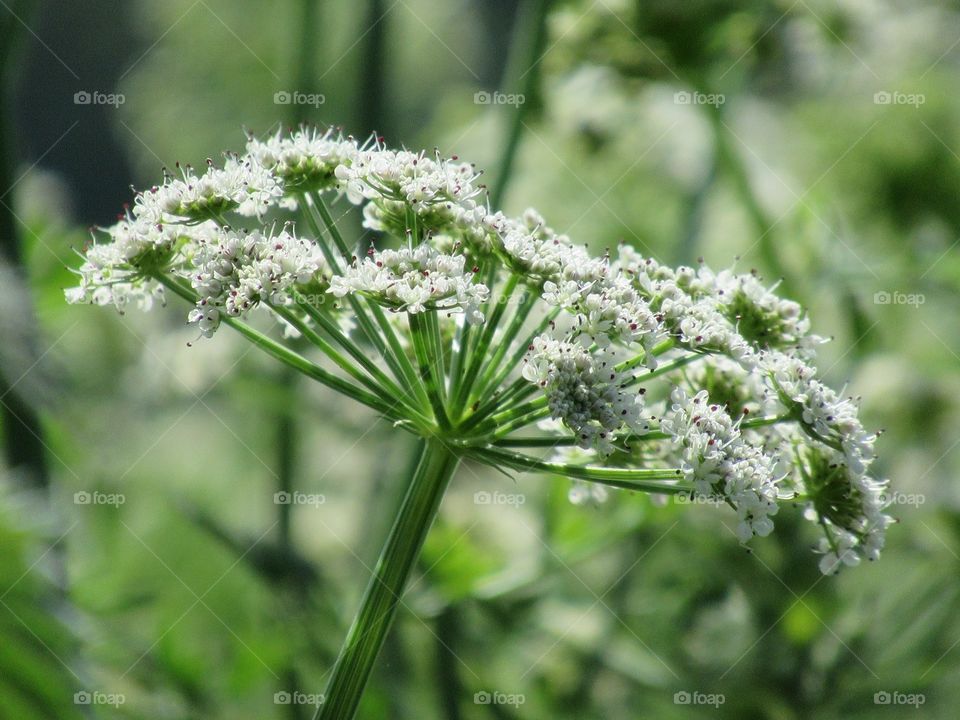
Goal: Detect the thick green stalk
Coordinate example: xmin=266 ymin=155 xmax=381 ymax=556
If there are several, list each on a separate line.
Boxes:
xmin=315 ymin=439 xmax=460 ymax=720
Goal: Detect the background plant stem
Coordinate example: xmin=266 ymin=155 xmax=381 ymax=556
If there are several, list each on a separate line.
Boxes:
xmin=0 ymin=0 xmax=49 ymax=495
xmin=489 ymin=0 xmax=551 ymax=209
xmin=706 ymin=102 xmax=796 ymax=297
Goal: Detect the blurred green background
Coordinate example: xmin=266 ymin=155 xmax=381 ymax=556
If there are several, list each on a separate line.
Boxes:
xmin=1 ymin=0 xmax=958 ymax=717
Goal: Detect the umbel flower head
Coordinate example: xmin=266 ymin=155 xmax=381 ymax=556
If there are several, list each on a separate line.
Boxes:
xmin=67 ymin=126 xmax=893 ymax=574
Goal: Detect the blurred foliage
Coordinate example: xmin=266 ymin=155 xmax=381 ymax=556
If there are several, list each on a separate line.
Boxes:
xmin=2 ymin=0 xmax=960 ymax=718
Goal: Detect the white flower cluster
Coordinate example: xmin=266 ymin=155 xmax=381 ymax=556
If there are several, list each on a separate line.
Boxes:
xmin=65 ymin=213 xmax=182 ymax=311
xmin=661 ymin=388 xmax=782 ymax=542
xmin=616 ymin=247 xmax=823 ymax=362
xmin=65 ymin=126 xmax=891 ymax=573
xmin=136 ymin=158 xmax=281 ymax=221
xmin=522 ymin=337 xmax=647 ymax=454
xmin=246 ymin=127 xmax=358 ymax=194
xmin=189 ymin=226 xmax=325 ymax=337
xmin=765 ymin=352 xmax=891 ymax=572
xmin=329 ymin=244 xmax=489 ymax=323
xmin=336 ymin=145 xmax=487 ymax=241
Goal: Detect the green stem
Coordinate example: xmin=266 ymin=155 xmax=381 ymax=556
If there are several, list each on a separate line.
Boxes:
xmin=408 ymin=313 xmax=450 ymax=429
xmin=454 ymin=274 xmax=519 ymax=410
xmin=154 ymin=275 xmax=402 ymax=421
xmin=315 ymin=439 xmax=460 ymax=720
xmin=624 ymin=351 xmax=705 ymax=387
xmin=491 ymin=414 xmax=795 ymax=448
xmin=473 ymin=447 xmax=685 ymax=494
xmin=457 ymin=306 xmax=559 ymax=429
xmin=491 ymin=405 xmax=551 ymax=439
xmin=446 ymin=317 xmax=473 ymax=401
xmin=470 ymin=288 xmax=534 ymax=405
xmin=296 ymin=300 xmax=423 ymax=415
xmin=302 ymin=193 xmax=428 ymax=406
xmin=272 ymin=304 xmax=397 ymax=399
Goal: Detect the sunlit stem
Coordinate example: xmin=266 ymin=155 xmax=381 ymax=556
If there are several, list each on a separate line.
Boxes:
xmin=454 ymin=273 xmax=520 ymax=411
xmin=446 ymin=316 xmax=473 ymax=401
xmin=491 ymin=412 xmax=796 ymax=448
xmin=457 ymin=306 xmax=560 ymax=430
xmin=271 ymin=304 xmax=393 ymax=397
xmin=491 ymin=406 xmax=551 ymax=439
xmin=315 ymin=440 xmax=460 ymax=720
xmin=624 ymin=352 xmax=706 ymax=387
xmin=470 ymin=287 xmax=534 ymax=405
xmin=408 ymin=312 xmax=450 ymax=429
xmin=473 ymin=446 xmax=686 ymax=494
xmin=614 ymin=338 xmax=675 ymax=373
xmin=295 ymin=299 xmax=414 ymax=410
xmin=303 ymin=193 xmax=429 ymax=409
